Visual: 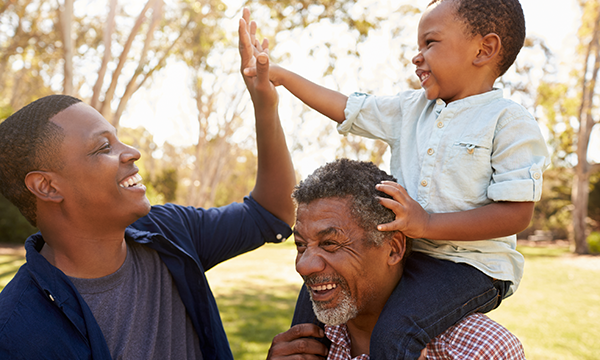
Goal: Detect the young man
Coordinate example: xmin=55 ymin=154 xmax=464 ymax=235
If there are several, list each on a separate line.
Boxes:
xmin=0 ymin=17 xmax=293 ymax=360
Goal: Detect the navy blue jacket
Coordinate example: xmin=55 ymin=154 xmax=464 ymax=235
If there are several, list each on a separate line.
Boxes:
xmin=0 ymin=196 xmax=292 ymax=360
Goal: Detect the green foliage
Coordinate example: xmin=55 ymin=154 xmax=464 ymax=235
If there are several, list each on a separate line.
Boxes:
xmin=0 ymin=195 xmax=38 ymax=244
xmin=152 ymin=168 xmax=179 ymax=204
xmin=587 ymin=232 xmax=600 ymax=254
xmin=490 ymin=245 xmax=600 ymax=359
xmin=588 ymin=172 xmax=600 ymax=229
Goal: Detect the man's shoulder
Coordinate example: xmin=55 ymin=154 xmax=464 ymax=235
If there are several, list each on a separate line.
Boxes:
xmin=427 ymin=313 xmax=525 ymax=359
xmin=0 ymin=265 xmax=44 ymax=337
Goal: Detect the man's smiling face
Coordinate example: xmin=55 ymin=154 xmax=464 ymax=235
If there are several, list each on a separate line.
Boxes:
xmin=294 ymin=197 xmax=394 ymax=326
xmin=49 ymin=102 xmax=151 ymax=230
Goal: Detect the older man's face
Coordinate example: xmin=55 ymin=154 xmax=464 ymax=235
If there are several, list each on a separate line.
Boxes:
xmin=294 ymin=197 xmax=394 ymax=326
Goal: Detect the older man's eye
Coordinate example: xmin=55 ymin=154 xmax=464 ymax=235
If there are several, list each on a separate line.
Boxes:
xmin=295 ymin=242 xmax=306 ymax=253
xmin=321 ymin=241 xmax=339 ymax=252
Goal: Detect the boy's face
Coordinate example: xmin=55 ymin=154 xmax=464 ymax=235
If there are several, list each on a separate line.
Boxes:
xmin=49 ymin=103 xmax=151 ymax=230
xmin=412 ymin=0 xmax=484 ymax=103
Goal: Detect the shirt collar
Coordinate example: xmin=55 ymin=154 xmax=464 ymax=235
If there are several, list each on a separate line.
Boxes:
xmin=325 ymin=324 xmax=370 ymax=360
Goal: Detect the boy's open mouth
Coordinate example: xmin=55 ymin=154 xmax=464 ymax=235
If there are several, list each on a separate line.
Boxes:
xmin=119 ymin=173 xmax=143 ymax=188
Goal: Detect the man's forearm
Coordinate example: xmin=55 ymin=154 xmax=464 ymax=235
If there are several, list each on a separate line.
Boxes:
xmin=252 ymin=105 xmax=296 ymax=226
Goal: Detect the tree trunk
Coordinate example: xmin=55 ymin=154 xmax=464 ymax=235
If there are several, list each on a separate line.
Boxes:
xmin=573 ymin=1 xmax=600 ymax=254
xmin=91 ymin=0 xmax=118 ymax=110
xmin=60 ymin=0 xmax=74 ymax=95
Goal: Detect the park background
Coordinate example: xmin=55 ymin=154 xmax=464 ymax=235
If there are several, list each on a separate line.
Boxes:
xmin=0 ymin=0 xmax=599 ymax=358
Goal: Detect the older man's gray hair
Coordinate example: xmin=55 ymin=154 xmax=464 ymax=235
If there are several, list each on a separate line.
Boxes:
xmin=292 ymin=158 xmax=398 ymax=246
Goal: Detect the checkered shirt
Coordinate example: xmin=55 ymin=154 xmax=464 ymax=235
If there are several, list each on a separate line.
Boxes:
xmin=426 ymin=313 xmax=526 ymax=359
xmin=325 ymin=323 xmax=369 ymax=360
xmin=324 ymin=313 xmax=525 ymax=360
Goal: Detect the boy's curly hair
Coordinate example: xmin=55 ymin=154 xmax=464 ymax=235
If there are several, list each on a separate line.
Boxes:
xmin=429 ymin=0 xmax=526 ymax=76
xmin=292 ymin=158 xmax=398 ymax=247
xmin=0 ymin=95 xmax=81 ymax=226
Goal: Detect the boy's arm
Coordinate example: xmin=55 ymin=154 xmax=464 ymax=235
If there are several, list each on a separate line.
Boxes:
xmin=375 ymin=181 xmax=534 ymax=240
xmin=239 ymin=15 xmax=296 ymax=226
xmin=240 ymin=8 xmax=348 ymax=124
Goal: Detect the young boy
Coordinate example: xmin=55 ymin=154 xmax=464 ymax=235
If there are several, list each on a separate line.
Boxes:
xmin=243 ymin=0 xmax=548 ymax=358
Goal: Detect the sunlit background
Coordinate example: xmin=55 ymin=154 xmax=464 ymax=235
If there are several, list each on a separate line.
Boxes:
xmin=1 ymin=1 xmax=600 ymax=359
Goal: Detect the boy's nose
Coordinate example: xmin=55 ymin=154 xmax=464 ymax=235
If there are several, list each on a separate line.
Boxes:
xmin=412 ymin=52 xmax=423 ymax=65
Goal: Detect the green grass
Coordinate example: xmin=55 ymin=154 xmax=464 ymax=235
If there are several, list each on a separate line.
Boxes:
xmin=2 ymin=242 xmax=599 ymax=359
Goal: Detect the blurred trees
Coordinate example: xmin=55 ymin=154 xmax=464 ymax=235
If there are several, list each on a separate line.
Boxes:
xmin=1 ymin=0 xmax=598 ymax=253
xmin=536 ymin=0 xmax=600 ymax=254
xmin=0 ymin=0 xmax=397 ymax=242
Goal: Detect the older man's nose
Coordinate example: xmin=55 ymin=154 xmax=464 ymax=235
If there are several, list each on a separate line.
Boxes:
xmin=296 ymin=248 xmax=326 ymax=276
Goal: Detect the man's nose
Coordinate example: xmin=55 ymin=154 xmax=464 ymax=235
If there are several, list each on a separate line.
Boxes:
xmin=119 ymin=143 xmax=141 ymax=163
xmin=296 ymin=248 xmax=326 ymax=277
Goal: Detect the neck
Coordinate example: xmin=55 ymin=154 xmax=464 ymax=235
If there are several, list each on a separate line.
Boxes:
xmin=37 ymin=218 xmax=129 ymax=279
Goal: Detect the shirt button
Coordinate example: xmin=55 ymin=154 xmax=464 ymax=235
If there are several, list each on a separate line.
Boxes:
xmin=421 ymin=180 xmax=428 ymax=187
xmin=276 ymin=234 xmax=283 ymax=240
xmin=49 ymin=294 xmax=55 ymax=302
xmin=533 ymin=173 xmax=541 ymax=180
xmin=427 ymin=148 xmax=434 ymax=155
xmin=436 ymin=99 xmax=444 ymax=105
xmin=437 ymin=122 xmax=444 ymax=128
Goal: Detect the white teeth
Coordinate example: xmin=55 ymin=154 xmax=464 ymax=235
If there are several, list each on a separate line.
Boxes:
xmin=120 ymin=173 xmax=143 ymax=188
xmin=313 ymin=283 xmax=337 ymax=291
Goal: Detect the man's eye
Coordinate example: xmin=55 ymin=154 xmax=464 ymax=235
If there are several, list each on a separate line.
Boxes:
xmin=321 ymin=241 xmax=339 ymax=252
xmin=295 ymin=242 xmax=306 ymax=252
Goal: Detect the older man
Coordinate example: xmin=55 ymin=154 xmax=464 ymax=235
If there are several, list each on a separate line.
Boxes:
xmin=267 ymin=159 xmax=524 ymax=359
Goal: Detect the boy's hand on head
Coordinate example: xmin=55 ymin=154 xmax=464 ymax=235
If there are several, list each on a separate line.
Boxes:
xmin=239 ymin=10 xmax=278 ymax=109
xmin=376 ymin=181 xmax=431 ymax=239
xmin=239 ymin=8 xmax=284 ymax=86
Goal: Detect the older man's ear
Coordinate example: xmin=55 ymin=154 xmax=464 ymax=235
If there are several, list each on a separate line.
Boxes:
xmin=387 ymin=232 xmax=408 ymax=266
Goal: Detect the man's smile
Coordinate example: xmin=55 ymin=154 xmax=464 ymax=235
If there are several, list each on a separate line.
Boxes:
xmin=119 ymin=173 xmax=144 ymax=189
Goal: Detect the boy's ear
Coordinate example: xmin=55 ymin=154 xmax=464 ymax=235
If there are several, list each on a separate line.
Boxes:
xmin=24 ymin=171 xmax=64 ymax=203
xmin=387 ymin=231 xmax=407 ymax=266
xmin=473 ymin=33 xmax=501 ymax=68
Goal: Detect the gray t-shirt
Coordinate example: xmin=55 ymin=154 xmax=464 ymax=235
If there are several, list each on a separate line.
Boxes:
xmin=69 ymin=241 xmax=202 ymax=360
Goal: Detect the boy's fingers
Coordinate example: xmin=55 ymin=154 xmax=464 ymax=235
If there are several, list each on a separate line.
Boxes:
xmin=255 ymin=53 xmax=269 ymax=84
xmin=376 ymin=182 xmax=409 ymax=202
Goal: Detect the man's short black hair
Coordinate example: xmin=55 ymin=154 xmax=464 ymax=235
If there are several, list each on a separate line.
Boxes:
xmin=292 ymin=158 xmax=397 ymax=246
xmin=0 ymin=95 xmax=82 ymax=226
xmin=429 ymin=0 xmax=526 ymax=76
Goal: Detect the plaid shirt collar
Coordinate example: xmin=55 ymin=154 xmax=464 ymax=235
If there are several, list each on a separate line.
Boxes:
xmin=325 ymin=324 xmax=370 ymax=360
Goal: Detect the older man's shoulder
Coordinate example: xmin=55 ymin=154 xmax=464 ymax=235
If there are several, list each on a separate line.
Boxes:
xmin=426 ymin=313 xmax=525 ymax=359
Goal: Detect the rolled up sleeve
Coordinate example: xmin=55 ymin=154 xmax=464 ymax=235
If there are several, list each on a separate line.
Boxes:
xmin=337 ymin=92 xmax=400 ymax=143
xmin=488 ymin=112 xmax=549 ymax=202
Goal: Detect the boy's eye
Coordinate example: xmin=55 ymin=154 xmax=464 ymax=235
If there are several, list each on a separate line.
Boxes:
xmin=96 ymin=143 xmax=111 ymax=153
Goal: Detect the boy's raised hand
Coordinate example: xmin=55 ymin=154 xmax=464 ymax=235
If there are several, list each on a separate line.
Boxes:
xmin=376 ymin=181 xmax=431 ymax=239
xmin=239 ymin=9 xmax=277 ymax=109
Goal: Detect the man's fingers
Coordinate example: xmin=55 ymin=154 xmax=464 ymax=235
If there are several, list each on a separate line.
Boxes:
xmin=267 ymin=324 xmax=328 ymax=359
xmin=274 ymin=324 xmax=324 ymax=343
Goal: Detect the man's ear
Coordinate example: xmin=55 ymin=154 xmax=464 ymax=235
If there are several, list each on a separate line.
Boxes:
xmin=387 ymin=231 xmax=407 ymax=266
xmin=473 ymin=33 xmax=501 ymax=67
xmin=24 ymin=171 xmax=64 ymax=203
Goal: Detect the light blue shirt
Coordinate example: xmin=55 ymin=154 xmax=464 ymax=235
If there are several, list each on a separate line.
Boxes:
xmin=339 ymin=88 xmax=549 ymax=296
